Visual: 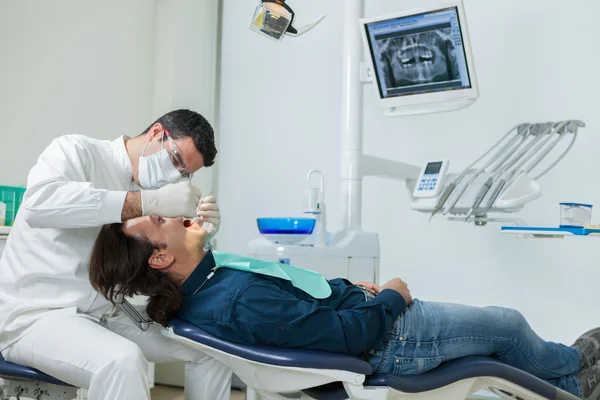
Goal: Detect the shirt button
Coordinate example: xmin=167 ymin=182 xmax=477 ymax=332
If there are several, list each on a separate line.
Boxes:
xmin=395 ymin=359 xmax=400 ymax=364
xmin=399 ymin=336 xmax=404 ymax=340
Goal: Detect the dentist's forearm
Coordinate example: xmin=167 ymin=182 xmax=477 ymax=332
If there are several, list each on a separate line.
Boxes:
xmin=22 ymin=180 xmax=130 ymax=228
xmin=121 ymin=191 xmax=143 ymax=221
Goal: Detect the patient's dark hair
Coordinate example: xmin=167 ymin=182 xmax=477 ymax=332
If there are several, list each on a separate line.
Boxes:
xmin=89 ymin=223 xmax=182 ymax=326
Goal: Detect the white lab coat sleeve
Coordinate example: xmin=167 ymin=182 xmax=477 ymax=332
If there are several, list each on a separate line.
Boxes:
xmin=20 ymin=136 xmax=128 ymax=229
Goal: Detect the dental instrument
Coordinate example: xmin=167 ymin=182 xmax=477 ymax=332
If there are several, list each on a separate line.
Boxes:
xmin=429 ymin=124 xmax=525 ymax=221
xmin=485 ymin=125 xmax=533 ymax=174
xmin=462 ymin=125 xmax=541 ymax=217
xmin=528 ymin=120 xmax=584 ymax=180
xmin=477 ymin=121 xmax=568 ymax=216
xmin=476 ymin=123 xmax=558 ymax=214
xmin=412 ymin=119 xmax=586 ymax=225
xmin=428 ymin=182 xmax=456 ymax=222
xmin=464 ymin=176 xmax=493 ymax=221
xmin=440 ymin=124 xmax=529 ymax=216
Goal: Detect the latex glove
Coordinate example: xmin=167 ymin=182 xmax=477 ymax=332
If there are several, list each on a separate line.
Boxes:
xmin=196 ymin=195 xmax=221 ymax=241
xmin=141 ymin=182 xmax=202 ymax=218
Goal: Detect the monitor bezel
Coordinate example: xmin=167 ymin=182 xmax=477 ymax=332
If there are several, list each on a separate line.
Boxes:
xmin=359 ymin=0 xmax=479 ymax=110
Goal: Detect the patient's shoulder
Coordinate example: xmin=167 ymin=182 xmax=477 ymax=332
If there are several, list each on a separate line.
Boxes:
xmin=179 ymin=286 xmax=242 ymax=325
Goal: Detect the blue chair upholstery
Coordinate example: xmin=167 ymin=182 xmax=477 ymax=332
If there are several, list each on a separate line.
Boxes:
xmin=364 ymin=356 xmax=558 ymax=398
xmin=169 ymin=318 xmax=372 ymax=375
xmin=0 ymin=353 xmax=72 ymax=386
xmin=303 ymin=356 xmax=565 ymax=400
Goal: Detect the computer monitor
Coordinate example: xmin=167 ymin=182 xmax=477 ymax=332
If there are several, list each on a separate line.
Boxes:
xmin=359 ymin=1 xmax=479 ymax=117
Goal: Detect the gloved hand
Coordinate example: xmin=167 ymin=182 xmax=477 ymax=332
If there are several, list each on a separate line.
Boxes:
xmin=196 ymin=195 xmax=221 ymax=242
xmin=141 ymin=181 xmax=202 ymax=218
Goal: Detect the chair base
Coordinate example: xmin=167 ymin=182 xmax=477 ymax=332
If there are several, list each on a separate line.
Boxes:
xmin=0 ymin=378 xmax=78 ymax=400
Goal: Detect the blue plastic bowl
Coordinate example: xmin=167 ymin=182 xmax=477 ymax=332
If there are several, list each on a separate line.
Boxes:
xmin=257 ymin=218 xmax=316 ymax=235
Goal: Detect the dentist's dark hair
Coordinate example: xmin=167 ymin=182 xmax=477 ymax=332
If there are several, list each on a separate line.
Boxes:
xmin=89 ymin=223 xmax=182 ymax=326
xmin=141 ymin=109 xmax=217 ymax=167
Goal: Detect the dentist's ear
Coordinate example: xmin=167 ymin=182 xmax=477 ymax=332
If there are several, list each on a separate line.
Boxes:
xmin=148 ymin=250 xmax=174 ymax=270
xmin=147 ymin=123 xmax=165 ymax=142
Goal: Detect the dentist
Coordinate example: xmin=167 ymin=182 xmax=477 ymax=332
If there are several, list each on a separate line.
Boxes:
xmin=0 ymin=109 xmax=232 ymax=399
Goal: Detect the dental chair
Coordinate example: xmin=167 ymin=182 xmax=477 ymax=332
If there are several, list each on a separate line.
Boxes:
xmin=0 ymin=299 xmax=582 ymax=400
xmin=162 ymin=318 xmax=580 ymax=400
xmin=0 ymin=354 xmax=77 ymax=399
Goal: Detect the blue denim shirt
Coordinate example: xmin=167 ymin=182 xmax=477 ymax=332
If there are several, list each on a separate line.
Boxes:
xmin=177 ymin=252 xmax=407 ymax=357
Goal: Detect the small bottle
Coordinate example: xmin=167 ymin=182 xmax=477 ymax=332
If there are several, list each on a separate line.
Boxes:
xmin=0 ymin=202 xmax=5 ymax=226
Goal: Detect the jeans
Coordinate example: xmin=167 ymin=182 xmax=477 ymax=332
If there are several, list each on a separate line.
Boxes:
xmin=366 ymin=299 xmax=582 ymax=397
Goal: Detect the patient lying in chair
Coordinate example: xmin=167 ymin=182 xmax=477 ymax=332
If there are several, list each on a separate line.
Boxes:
xmin=89 ymin=216 xmax=600 ymax=400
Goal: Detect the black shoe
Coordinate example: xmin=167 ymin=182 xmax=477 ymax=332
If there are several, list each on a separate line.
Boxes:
xmin=579 ymin=362 xmax=600 ymax=400
xmin=572 ymin=328 xmax=600 ymax=369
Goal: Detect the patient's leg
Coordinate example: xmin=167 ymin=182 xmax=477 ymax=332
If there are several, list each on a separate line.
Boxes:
xmin=368 ymin=299 xmax=583 ymax=395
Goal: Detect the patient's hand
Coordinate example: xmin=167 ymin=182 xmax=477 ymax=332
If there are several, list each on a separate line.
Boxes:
xmin=355 ymin=281 xmax=381 ymax=296
xmin=381 ymin=278 xmax=412 ymax=306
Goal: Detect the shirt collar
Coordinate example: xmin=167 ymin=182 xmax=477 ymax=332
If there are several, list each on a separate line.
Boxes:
xmin=181 ymin=251 xmax=216 ymax=297
xmin=111 ymin=136 xmax=133 ymax=185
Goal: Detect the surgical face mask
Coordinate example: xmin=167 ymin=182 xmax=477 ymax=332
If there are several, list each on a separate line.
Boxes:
xmin=138 ymin=134 xmax=183 ymax=189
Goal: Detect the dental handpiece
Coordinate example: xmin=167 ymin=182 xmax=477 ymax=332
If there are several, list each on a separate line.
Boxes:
xmin=477 ymin=125 xmax=558 ymax=215
xmin=443 ymin=129 xmax=526 ymax=216
xmin=442 ymin=179 xmax=471 ymax=215
xmin=479 ymin=178 xmax=507 ymax=215
xmin=429 ymin=182 xmax=456 ymax=222
xmin=464 ymin=177 xmax=494 ymax=221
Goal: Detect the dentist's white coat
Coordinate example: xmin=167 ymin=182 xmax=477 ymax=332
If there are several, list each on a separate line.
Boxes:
xmin=0 ymin=134 xmax=231 ymax=399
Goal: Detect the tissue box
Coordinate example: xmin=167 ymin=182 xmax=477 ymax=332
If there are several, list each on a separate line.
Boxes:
xmin=0 ymin=186 xmax=26 ymax=226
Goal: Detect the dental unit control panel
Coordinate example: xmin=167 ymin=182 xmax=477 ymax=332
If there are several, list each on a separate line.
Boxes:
xmin=413 ymin=160 xmax=449 ymax=198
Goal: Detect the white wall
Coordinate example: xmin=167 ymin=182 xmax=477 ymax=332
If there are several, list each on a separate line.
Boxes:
xmin=151 ymin=0 xmax=221 ymax=200
xmin=0 ymin=0 xmax=157 ymax=186
xmin=217 ymin=0 xmax=599 ymax=345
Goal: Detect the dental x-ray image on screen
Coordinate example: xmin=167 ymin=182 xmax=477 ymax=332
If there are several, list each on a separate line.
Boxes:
xmin=377 ymin=29 xmax=459 ymax=90
xmin=364 ymin=6 xmax=473 ymax=100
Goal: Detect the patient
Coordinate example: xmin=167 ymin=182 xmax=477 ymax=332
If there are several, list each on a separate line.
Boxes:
xmin=89 ymin=216 xmax=600 ymax=399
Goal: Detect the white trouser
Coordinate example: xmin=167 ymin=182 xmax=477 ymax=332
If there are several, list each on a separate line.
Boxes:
xmin=0 ymin=304 xmax=232 ymax=400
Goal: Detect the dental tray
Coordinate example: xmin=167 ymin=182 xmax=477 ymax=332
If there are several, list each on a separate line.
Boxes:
xmin=501 ymin=226 xmax=600 ymax=238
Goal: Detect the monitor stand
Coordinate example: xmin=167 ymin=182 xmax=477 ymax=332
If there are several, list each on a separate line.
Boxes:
xmin=384 ymin=98 xmax=477 ymax=117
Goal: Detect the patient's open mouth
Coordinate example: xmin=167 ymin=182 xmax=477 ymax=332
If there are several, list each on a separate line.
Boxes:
xmin=183 ymin=220 xmax=193 ymax=228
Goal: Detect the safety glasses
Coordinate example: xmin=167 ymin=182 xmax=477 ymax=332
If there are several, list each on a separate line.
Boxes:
xmin=163 ymin=130 xmax=192 ymax=179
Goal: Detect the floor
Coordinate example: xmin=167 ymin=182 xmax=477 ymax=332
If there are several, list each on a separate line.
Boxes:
xmin=149 ymin=384 xmax=499 ymax=400
xmin=150 ymin=385 xmax=245 ymax=400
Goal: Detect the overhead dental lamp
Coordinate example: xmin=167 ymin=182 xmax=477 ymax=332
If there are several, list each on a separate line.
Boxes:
xmin=250 ymin=0 xmax=326 ymax=41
